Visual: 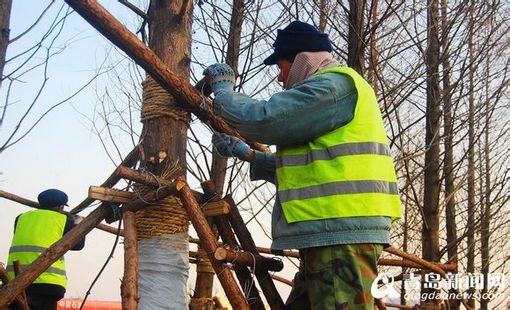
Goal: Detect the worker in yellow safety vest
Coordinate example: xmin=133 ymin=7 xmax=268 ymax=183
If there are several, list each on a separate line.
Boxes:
xmin=205 ymin=20 xmax=402 ymax=309
xmin=7 ymin=189 xmax=85 ymax=310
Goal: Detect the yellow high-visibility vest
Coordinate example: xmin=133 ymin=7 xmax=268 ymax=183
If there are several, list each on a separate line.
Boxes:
xmin=7 ymin=209 xmax=67 ymax=287
xmin=275 ymin=66 xmax=402 ymax=223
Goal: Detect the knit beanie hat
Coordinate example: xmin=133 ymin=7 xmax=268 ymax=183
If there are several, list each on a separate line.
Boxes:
xmin=38 ymin=189 xmax=68 ymax=210
xmin=263 ymin=21 xmax=333 ymax=65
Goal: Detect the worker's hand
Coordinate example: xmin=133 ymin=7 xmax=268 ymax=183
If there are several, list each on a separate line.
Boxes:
xmin=212 ymin=133 xmax=251 ymax=160
xmin=203 ymin=63 xmax=235 ymax=95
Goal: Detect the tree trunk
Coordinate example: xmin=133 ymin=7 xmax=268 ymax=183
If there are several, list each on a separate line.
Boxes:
xmin=0 ymin=0 xmax=12 ymax=90
xmin=466 ymin=2 xmax=476 ymax=308
xmin=479 ymin=53 xmax=490 ymax=310
xmin=367 ymin=0 xmax=378 ymax=93
xmin=211 ymin=0 xmax=246 ymax=196
xmin=440 ymin=0 xmax=459 ymax=308
xmin=135 ymin=1 xmax=193 ymax=308
xmin=317 ymin=0 xmax=328 ymax=32
xmin=192 ymin=2 xmax=247 ymax=308
xmin=422 ymin=0 xmax=442 ymax=308
xmin=346 ymin=0 xmax=366 ymax=75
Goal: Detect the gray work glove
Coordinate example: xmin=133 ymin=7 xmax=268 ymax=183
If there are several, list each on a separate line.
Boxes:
xmin=212 ymin=133 xmax=251 ymax=160
xmin=203 ymin=63 xmax=235 ymax=95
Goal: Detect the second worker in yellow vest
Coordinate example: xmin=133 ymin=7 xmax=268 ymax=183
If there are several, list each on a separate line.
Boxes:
xmin=7 ymin=189 xmax=85 ymax=310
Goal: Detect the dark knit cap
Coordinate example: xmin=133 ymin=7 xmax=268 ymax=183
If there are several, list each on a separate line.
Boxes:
xmin=38 ymin=189 xmax=68 ymax=210
xmin=263 ymin=20 xmax=333 ymax=65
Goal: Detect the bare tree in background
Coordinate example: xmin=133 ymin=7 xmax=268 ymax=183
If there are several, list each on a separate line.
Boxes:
xmin=0 ymin=0 xmax=12 ymax=89
xmin=0 ymin=2 xmax=107 ymax=154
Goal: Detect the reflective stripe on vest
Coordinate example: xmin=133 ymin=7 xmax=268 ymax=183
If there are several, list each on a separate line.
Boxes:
xmin=275 ymin=66 xmax=402 ymax=223
xmin=6 ymin=264 xmax=66 ymax=276
xmin=7 ymin=209 xmax=67 ymax=287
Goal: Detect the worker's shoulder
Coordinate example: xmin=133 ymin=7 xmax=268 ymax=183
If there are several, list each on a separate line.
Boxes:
xmin=307 ymin=70 xmax=355 ymax=87
xmin=301 ymin=71 xmax=356 ymax=96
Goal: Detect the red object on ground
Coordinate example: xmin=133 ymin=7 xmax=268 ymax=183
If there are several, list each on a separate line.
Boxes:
xmin=58 ymin=298 xmax=121 ymax=310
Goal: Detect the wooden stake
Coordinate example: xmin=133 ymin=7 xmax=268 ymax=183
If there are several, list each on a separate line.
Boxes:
xmin=89 ymin=186 xmax=135 ymax=203
xmin=121 ymin=211 xmax=138 ymax=310
xmin=115 ymin=167 xmax=230 ymax=217
xmin=115 ymin=166 xmax=204 ymax=201
xmin=385 ymin=246 xmax=448 ymax=276
xmin=71 ymin=146 xmax=139 ymax=214
xmin=120 ymin=184 xmax=178 ymax=213
xmin=189 ymin=237 xmax=300 ymax=259
xmin=0 ymin=265 xmax=29 ymax=310
xmin=224 ymin=195 xmax=285 ymax=310
xmin=176 ymin=178 xmax=249 ymax=309
xmin=214 ymin=247 xmax=284 ymax=272
xmin=64 ymin=0 xmax=268 ymax=153
xmin=214 ymin=216 xmax=265 ymax=310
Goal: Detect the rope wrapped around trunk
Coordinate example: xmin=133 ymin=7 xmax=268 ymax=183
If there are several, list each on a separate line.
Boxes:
xmin=134 ymin=160 xmax=189 ymax=240
xmin=141 ymin=75 xmax=190 ymax=124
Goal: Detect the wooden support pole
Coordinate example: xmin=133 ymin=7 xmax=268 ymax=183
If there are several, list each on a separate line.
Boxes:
xmin=190 ymin=237 xmax=300 ymax=259
xmin=175 ymin=178 xmax=249 ymax=310
xmin=71 ymin=147 xmax=139 ymax=214
xmin=0 ymin=265 xmax=29 ymax=310
xmin=270 ymin=274 xmax=293 ymax=287
xmin=116 ymin=167 xmax=230 ymax=217
xmin=375 ymin=298 xmax=387 ymax=310
xmin=384 ymin=246 xmax=447 ymax=276
xmin=64 ymin=0 xmax=267 ymax=153
xmin=121 ymin=211 xmax=139 ymax=310
xmin=120 ymin=184 xmax=178 ymax=213
xmin=190 ymin=181 xmax=218 ymax=309
xmin=89 ymin=186 xmax=135 ymax=204
xmin=201 ymin=180 xmax=264 ymax=310
xmin=378 ymin=258 xmax=456 ymax=271
xmin=224 ymin=195 xmax=285 ymax=310
xmin=12 ymin=261 xmax=29 ymax=309
xmin=0 ymin=190 xmax=122 ymax=236
xmin=214 ymin=248 xmax=284 ymax=272
xmin=0 ymin=203 xmax=112 ymax=308
xmin=214 ymin=216 xmax=265 ymax=310
xmin=115 ymin=166 xmax=204 ymax=201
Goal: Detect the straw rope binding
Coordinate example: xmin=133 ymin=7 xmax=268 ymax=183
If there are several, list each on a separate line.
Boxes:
xmin=141 ymin=75 xmax=190 ymax=123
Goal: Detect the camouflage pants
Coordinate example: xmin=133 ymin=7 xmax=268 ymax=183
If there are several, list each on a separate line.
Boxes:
xmin=285 ymin=244 xmax=383 ymax=310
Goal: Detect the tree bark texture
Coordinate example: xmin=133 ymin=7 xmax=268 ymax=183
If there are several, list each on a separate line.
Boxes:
xmin=347 ymin=0 xmax=366 ymax=75
xmin=136 ymin=0 xmax=193 ymax=308
xmin=479 ymin=53 xmax=491 ymax=310
xmin=177 ymin=180 xmax=249 ymax=309
xmin=191 ymin=181 xmax=220 ymax=309
xmin=367 ymin=0 xmax=379 ymax=93
xmin=214 ymin=216 xmax=265 ymax=310
xmin=0 ymin=264 xmax=29 ymax=310
xmin=121 ymin=211 xmax=139 ymax=310
xmin=440 ymin=0 xmax=460 ymax=308
xmin=422 ymin=0 xmax=442 ymax=308
xmin=225 ymin=195 xmax=285 ymax=309
xmin=210 ymin=0 xmax=247 ymax=196
xmin=466 ymin=2 xmax=476 ymax=308
xmin=0 ymin=0 xmax=12 ymax=90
